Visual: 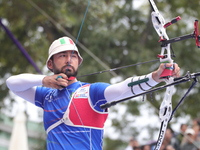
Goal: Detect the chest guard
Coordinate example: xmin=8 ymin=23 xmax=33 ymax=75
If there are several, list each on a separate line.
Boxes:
xmin=66 ymin=84 xmax=108 ymax=128
xmin=46 ymin=84 xmax=108 ymax=134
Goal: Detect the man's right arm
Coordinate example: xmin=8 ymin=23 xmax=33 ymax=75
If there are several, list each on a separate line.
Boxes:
xmin=6 ymin=74 xmax=45 ymax=104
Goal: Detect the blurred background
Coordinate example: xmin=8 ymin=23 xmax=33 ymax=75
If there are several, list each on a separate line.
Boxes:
xmin=0 ymin=0 xmax=200 ymax=150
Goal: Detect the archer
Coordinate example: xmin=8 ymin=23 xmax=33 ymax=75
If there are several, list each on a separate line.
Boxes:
xmin=6 ymin=36 xmax=180 ymax=150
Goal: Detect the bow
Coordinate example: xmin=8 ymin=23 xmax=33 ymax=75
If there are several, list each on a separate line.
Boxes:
xmin=149 ymin=1 xmax=200 ymax=149
xmin=99 ymin=1 xmax=200 ymax=149
xmin=148 ymin=1 xmax=177 ymax=149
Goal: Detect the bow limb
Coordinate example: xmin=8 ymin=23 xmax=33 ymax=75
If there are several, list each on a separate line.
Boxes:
xmin=159 ymin=79 xmax=174 ymax=123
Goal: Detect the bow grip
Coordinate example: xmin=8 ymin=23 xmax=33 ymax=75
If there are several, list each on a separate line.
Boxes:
xmin=157 ymin=54 xmax=174 ymax=79
xmin=160 ymin=64 xmax=174 ymax=79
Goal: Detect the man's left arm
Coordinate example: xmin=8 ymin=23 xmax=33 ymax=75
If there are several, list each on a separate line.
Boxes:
xmin=104 ymin=63 xmax=180 ymax=102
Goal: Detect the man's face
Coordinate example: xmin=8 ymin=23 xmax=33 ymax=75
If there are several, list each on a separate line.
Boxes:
xmin=49 ymin=50 xmax=79 ymax=77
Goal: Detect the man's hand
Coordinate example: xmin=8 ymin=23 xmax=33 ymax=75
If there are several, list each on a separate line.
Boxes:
xmin=42 ymin=73 xmax=69 ymax=89
xmin=152 ymin=63 xmax=180 ymax=82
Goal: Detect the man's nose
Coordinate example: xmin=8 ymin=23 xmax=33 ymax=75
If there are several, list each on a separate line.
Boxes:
xmin=65 ymin=55 xmax=71 ymax=64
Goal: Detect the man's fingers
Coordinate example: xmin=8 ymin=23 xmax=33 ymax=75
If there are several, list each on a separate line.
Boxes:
xmin=54 ymin=74 xmax=68 ymax=88
xmin=43 ymin=74 xmax=69 ymax=89
xmin=172 ymin=64 xmax=180 ymax=77
xmin=57 ymin=80 xmax=68 ymax=88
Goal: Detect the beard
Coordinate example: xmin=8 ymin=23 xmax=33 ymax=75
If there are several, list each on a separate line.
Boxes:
xmin=53 ymin=64 xmax=78 ymax=78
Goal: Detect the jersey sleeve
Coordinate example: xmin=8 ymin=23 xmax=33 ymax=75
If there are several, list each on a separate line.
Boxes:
xmin=35 ymin=86 xmax=52 ymax=109
xmin=89 ymin=82 xmax=110 ymax=111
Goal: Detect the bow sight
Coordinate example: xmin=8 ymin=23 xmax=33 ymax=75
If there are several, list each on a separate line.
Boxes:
xmin=160 ymin=19 xmax=200 ymax=48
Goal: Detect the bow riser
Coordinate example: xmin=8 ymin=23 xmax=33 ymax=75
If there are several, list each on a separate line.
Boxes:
xmin=151 ymin=12 xmax=169 ymax=40
xmin=159 ymin=84 xmax=174 ymax=122
xmin=149 ymin=0 xmax=174 ymax=79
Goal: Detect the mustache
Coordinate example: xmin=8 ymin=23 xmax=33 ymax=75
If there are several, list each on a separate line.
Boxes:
xmin=61 ymin=65 xmax=74 ymax=71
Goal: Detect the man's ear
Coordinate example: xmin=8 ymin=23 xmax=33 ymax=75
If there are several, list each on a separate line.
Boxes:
xmin=47 ymin=59 xmax=53 ymax=71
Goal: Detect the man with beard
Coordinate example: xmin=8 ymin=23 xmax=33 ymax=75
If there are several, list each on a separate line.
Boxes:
xmin=6 ymin=36 xmax=180 ymax=150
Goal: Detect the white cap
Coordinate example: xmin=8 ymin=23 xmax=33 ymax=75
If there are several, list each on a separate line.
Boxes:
xmin=185 ymin=128 xmax=195 ymax=135
xmin=46 ymin=37 xmax=83 ymax=71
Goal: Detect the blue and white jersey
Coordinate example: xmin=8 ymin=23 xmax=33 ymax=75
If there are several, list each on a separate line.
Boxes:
xmin=35 ymin=81 xmax=110 ymax=150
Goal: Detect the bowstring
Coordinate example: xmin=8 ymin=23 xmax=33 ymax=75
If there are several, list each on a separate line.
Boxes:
xmin=69 ymin=0 xmax=90 ymax=70
xmin=75 ymin=0 xmax=91 ymax=44
xmin=68 ymin=0 xmax=93 ymax=146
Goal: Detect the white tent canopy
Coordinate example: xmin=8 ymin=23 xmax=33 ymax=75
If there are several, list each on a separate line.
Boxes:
xmin=9 ymin=111 xmax=29 ymax=150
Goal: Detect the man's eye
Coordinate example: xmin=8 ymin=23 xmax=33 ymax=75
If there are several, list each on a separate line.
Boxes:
xmin=71 ymin=54 xmax=77 ymax=57
xmin=60 ymin=54 xmax=66 ymax=57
